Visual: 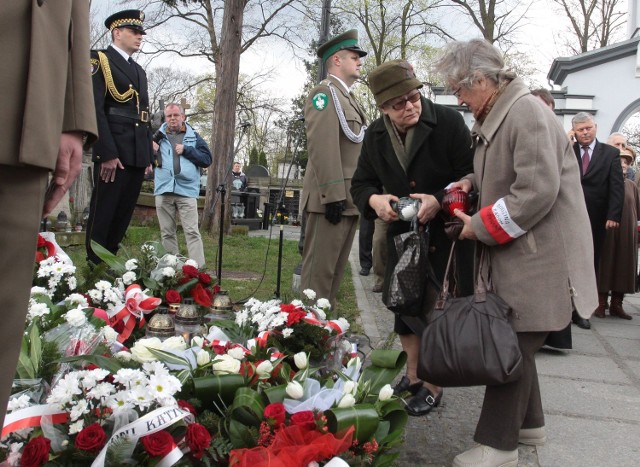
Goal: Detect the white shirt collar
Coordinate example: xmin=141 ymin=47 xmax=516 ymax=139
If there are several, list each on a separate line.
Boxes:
xmin=582 ymin=140 xmax=596 ymax=152
xmin=328 ymin=74 xmax=351 ymax=93
xmin=111 ymin=44 xmax=132 ymax=62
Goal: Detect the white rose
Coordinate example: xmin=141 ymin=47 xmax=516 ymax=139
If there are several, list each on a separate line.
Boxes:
xmin=212 ymin=354 xmax=241 ymax=375
xmin=256 ymin=360 xmax=274 ymax=378
xmin=293 ymin=352 xmax=308 ymax=370
xmin=162 ymin=267 xmax=176 ymax=278
xmin=302 ymin=289 xmax=316 ymax=300
xmin=125 ymin=259 xmax=138 ymax=271
xmin=378 ymin=384 xmax=393 ymax=401
xmin=130 ymin=338 xmax=162 ymax=363
xmin=337 ymin=393 xmax=356 ymax=408
xmin=196 ymin=349 xmax=211 ymax=366
xmin=227 ymin=347 xmax=245 ymax=360
xmin=285 ymin=380 xmax=304 ymax=399
xmin=161 ymin=336 xmax=187 ymax=352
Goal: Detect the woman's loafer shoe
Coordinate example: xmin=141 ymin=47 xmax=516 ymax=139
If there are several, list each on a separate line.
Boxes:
xmin=452 ymin=444 xmax=518 ymax=467
xmin=392 ymin=376 xmax=423 ymax=396
xmin=404 ymin=386 xmax=442 ymax=416
xmin=519 ymin=427 xmax=547 ymax=446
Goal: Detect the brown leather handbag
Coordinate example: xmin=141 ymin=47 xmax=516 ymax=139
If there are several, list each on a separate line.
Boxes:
xmin=418 ymin=242 xmax=523 ymax=387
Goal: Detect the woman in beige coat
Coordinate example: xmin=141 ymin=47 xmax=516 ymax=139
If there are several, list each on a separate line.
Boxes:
xmin=433 ymin=39 xmax=597 ymax=467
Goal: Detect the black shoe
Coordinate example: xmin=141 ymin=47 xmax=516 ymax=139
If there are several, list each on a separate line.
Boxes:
xmin=372 ymin=283 xmax=383 ymax=293
xmin=359 ymin=267 xmax=370 ymax=276
xmin=392 ymin=376 xmax=423 ymax=396
xmin=405 ymin=387 xmax=443 ymax=416
xmin=572 ymin=310 xmax=591 ymax=329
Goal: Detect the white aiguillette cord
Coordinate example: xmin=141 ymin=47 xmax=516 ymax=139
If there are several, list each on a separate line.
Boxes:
xmin=328 ymin=83 xmax=367 ymax=144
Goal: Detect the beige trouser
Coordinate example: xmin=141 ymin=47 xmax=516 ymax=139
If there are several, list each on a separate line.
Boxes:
xmin=372 ymin=218 xmax=388 ymax=288
xmin=301 ymin=212 xmax=358 ymax=309
xmin=0 ymin=166 xmax=48 ymax=429
xmin=155 ymin=194 xmax=205 ymax=267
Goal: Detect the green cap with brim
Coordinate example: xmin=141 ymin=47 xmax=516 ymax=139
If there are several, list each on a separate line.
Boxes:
xmin=317 ymin=29 xmax=367 ymax=62
xmin=368 ymin=60 xmax=423 ymax=107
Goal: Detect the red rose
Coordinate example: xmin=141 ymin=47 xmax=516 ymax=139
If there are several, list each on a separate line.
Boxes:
xmin=290 ymin=411 xmax=316 ymax=431
xmin=185 ymin=423 xmax=211 ymax=459
xmin=166 ymin=289 xmax=182 ymax=304
xmin=191 ymin=283 xmax=212 ymax=307
xmin=37 ymin=235 xmax=46 ymax=248
xmin=74 ymin=423 xmax=107 ymax=452
xmin=263 ymin=403 xmax=286 ymax=427
xmin=141 ymin=431 xmax=174 ymax=457
xmin=198 ymin=272 xmax=212 ymax=285
xmin=177 ymin=400 xmax=197 ymax=416
xmin=35 ymin=251 xmax=45 ymax=263
xmin=182 ymin=265 xmax=199 ymax=278
xmin=280 ymin=303 xmax=296 ymax=313
xmin=20 ymin=435 xmax=50 ymax=467
xmin=212 ymin=284 xmax=221 ymax=295
xmin=286 ymin=310 xmax=307 ymax=326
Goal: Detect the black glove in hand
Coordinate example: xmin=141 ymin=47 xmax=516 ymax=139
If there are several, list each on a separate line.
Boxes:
xmin=325 ymin=201 xmax=345 ymax=225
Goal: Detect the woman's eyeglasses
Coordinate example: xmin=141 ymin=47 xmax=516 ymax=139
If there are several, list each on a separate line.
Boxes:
xmin=387 ymin=92 xmax=421 ymax=111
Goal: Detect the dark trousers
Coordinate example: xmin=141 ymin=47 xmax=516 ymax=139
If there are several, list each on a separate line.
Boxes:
xmin=358 ymin=216 xmax=374 ymax=270
xmin=474 ymin=331 xmax=548 ymax=451
xmin=86 ymin=164 xmax=145 ymax=263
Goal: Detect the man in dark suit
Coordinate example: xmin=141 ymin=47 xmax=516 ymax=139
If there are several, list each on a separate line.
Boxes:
xmin=0 ymin=0 xmax=97 ymax=428
xmin=86 ymin=9 xmax=153 ymax=264
xmin=570 ymin=112 xmax=624 ymax=329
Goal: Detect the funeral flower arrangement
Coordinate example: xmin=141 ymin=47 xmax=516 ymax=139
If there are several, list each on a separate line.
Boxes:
xmin=0 ymin=237 xmax=409 ymax=466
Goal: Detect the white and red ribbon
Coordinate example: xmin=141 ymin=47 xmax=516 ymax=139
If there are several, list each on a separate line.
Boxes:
xmin=2 ymin=405 xmax=69 ymax=437
xmin=107 ymin=284 xmax=161 ymax=343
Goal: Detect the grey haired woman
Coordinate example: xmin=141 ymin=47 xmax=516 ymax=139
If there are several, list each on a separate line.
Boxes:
xmin=433 ymin=39 xmax=597 ymax=467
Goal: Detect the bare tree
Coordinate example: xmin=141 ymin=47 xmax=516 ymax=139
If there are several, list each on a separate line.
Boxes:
xmin=551 ymin=0 xmax=626 ymax=54
xmin=445 ymin=0 xmax=532 ymax=46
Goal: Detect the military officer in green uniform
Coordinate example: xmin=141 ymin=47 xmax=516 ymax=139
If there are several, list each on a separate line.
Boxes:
xmin=300 ymin=30 xmax=368 ymax=308
xmin=86 ymin=9 xmax=153 ymax=264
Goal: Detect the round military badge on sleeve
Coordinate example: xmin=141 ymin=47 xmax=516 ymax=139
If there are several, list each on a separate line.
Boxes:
xmin=312 ymin=92 xmax=329 ymax=111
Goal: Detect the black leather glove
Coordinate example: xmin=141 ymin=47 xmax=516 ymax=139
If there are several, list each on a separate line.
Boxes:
xmin=325 ymin=201 xmax=345 ymax=225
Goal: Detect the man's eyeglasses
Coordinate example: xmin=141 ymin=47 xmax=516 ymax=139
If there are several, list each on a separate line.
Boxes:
xmin=386 ymin=91 xmax=421 ymax=111
xmin=452 ymin=86 xmax=462 ymax=98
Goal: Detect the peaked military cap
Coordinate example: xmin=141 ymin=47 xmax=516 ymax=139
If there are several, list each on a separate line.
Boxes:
xmin=317 ymin=29 xmax=367 ymax=62
xmin=368 ymin=60 xmax=423 ymax=106
xmin=105 ymin=9 xmax=146 ymax=35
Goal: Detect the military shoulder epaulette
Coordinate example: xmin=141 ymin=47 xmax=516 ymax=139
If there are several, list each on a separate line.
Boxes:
xmin=96 ymin=51 xmax=140 ymax=107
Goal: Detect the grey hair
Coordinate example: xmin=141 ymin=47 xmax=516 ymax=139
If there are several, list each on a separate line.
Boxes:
xmin=571 ymin=112 xmax=594 ymax=126
xmin=608 ymin=131 xmax=626 ymax=140
xmin=431 ymin=39 xmax=517 ymax=90
xmin=164 ymin=102 xmax=185 ymax=115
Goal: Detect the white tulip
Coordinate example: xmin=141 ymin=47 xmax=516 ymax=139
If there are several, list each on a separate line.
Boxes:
xmin=256 ymin=360 xmax=274 ymax=378
xmin=212 ymin=354 xmax=241 ymax=375
xmin=285 ymin=380 xmax=304 ymax=399
xmin=196 ymin=349 xmax=211 ymax=366
xmin=191 ymin=336 xmax=204 ymax=348
xmin=343 ymin=380 xmax=357 ymax=395
xmin=337 ymin=393 xmax=356 ymax=408
xmin=378 ymin=384 xmax=393 ymax=401
xmin=293 ymin=352 xmax=308 ymax=370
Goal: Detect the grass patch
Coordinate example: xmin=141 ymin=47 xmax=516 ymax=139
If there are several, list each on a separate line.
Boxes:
xmin=64 ymin=223 xmax=361 ymax=333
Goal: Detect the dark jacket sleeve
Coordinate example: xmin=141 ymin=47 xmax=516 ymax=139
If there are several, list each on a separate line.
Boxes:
xmin=182 ymin=132 xmax=212 ymax=168
xmin=606 ymin=145 xmax=624 ymax=222
xmin=351 ymin=131 xmax=384 ymax=220
xmin=91 ymin=50 xmax=118 ymax=162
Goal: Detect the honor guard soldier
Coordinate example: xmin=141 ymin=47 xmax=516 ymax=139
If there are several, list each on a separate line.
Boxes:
xmin=300 ymin=30 xmax=368 ymax=308
xmin=86 ymin=9 xmax=153 ymax=264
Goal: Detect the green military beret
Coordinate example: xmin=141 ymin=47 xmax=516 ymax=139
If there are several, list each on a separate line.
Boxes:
xmin=317 ymin=29 xmax=367 ymax=62
xmin=368 ymin=60 xmax=423 ymax=107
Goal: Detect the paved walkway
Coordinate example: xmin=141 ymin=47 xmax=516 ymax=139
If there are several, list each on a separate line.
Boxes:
xmin=252 ymin=225 xmax=640 ymax=466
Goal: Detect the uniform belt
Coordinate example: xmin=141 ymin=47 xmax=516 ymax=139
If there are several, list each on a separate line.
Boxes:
xmin=106 ymin=107 xmax=149 ymax=122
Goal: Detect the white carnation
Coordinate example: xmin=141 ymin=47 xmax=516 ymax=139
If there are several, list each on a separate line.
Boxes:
xmin=122 ymin=271 xmax=137 ymax=285
xmin=125 ymin=259 xmax=139 ymax=271
xmin=161 ymin=267 xmax=176 ymax=278
xmin=102 ymin=326 xmax=119 ymax=344
xmin=184 ymin=259 xmax=199 ymax=268
xmin=64 ymin=307 xmax=87 ymax=327
xmin=303 ymin=289 xmax=316 ymax=300
xmin=316 ymin=298 xmax=331 ymax=310
xmin=282 ymin=327 xmax=294 ymax=338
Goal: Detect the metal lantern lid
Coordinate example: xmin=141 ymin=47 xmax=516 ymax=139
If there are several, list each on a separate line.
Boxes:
xmin=211 ymin=289 xmax=233 ymax=312
xmin=175 ymin=299 xmax=200 ymax=324
xmin=146 ymin=313 xmax=175 ymax=339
